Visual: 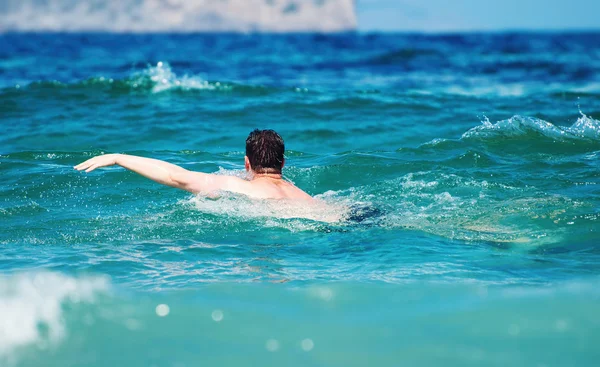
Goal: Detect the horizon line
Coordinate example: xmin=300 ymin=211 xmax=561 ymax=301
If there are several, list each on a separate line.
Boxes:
xmin=2 ymin=28 xmax=600 ymax=35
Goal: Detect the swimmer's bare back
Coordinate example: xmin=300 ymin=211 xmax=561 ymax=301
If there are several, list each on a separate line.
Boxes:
xmin=74 ymin=154 xmax=312 ymax=200
xmin=242 ymin=176 xmax=313 ymax=200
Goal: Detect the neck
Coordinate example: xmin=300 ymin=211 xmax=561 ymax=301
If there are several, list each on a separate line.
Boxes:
xmin=251 ymin=172 xmax=282 ymax=180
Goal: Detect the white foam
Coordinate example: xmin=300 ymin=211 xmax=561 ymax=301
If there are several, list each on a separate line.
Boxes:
xmin=134 ymin=62 xmax=218 ymax=93
xmin=0 ymin=0 xmax=356 ymax=33
xmin=564 ymin=112 xmax=600 ymax=140
xmin=177 ymin=169 xmax=350 ymax=227
xmin=444 ymin=83 xmax=528 ymax=97
xmin=374 ymin=172 xmax=572 ymax=245
xmin=185 ymin=191 xmax=348 ymax=225
xmin=0 ymin=272 xmax=109 ymax=360
xmin=462 ymin=114 xmax=600 ymax=142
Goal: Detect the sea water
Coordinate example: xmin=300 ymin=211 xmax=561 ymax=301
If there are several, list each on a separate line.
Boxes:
xmin=1 ymin=33 xmax=600 ymax=366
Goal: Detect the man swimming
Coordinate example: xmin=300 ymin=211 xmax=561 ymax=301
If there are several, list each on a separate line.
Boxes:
xmin=75 ymin=129 xmax=313 ymax=200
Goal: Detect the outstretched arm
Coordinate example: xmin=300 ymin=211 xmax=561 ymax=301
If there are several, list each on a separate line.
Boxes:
xmin=74 ymin=154 xmax=235 ymax=194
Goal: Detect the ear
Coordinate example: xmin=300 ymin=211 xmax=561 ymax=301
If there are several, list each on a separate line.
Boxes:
xmin=244 ymin=156 xmax=250 ymax=172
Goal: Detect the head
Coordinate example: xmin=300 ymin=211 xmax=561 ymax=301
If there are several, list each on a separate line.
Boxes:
xmin=245 ymin=129 xmax=285 ymax=175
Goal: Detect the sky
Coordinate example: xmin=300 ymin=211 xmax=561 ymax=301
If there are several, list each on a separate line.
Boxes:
xmin=357 ymin=0 xmax=600 ymax=32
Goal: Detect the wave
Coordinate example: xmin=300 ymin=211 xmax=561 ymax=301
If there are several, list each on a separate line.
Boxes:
xmin=2 ymin=62 xmax=306 ymax=96
xmin=416 ymin=114 xmax=600 ymax=158
xmin=462 ymin=114 xmax=600 ymax=142
xmin=4 ymin=61 xmax=600 ymax=100
xmin=17 ymin=62 xmax=251 ymax=94
xmin=0 ymin=272 xmax=109 ymax=362
xmin=0 ymin=0 xmax=356 ymax=33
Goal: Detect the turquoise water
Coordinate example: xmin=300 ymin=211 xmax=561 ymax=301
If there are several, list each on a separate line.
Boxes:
xmin=1 ymin=33 xmax=600 ymax=366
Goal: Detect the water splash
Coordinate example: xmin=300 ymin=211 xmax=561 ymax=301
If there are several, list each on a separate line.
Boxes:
xmin=185 ymin=192 xmax=349 ymax=226
xmin=353 ymin=171 xmax=579 ymax=246
xmin=462 ymin=114 xmax=600 ymax=142
xmin=133 ymin=62 xmax=221 ymax=93
xmin=0 ymin=273 xmax=109 ymax=361
xmin=565 ymin=111 xmax=600 ymax=140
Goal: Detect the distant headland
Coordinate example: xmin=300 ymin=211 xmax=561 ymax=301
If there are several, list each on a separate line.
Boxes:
xmin=0 ymin=0 xmax=357 ymax=33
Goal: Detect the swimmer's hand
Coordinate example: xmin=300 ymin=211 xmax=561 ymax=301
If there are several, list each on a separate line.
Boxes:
xmin=74 ymin=154 xmax=119 ymax=172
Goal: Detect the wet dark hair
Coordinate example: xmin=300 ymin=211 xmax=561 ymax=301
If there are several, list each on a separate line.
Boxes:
xmin=245 ymin=129 xmax=285 ymax=174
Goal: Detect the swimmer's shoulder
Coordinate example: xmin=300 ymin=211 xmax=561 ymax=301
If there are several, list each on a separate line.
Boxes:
xmin=277 ymin=181 xmax=313 ymax=200
xmin=242 ymin=179 xmax=312 ymax=200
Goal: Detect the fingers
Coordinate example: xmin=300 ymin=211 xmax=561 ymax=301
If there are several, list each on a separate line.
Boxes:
xmin=74 ymin=154 xmax=116 ymax=172
xmin=85 ymin=163 xmax=99 ymax=173
xmin=74 ymin=156 xmax=100 ymax=172
xmin=74 ymin=158 xmax=95 ymax=171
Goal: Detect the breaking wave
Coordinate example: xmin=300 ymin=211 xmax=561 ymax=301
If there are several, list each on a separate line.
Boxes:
xmin=0 ymin=273 xmax=109 ymax=363
xmin=2 ymin=62 xmax=291 ymax=96
xmin=462 ymin=114 xmax=600 ymax=142
xmin=5 ymin=61 xmax=600 ymax=101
